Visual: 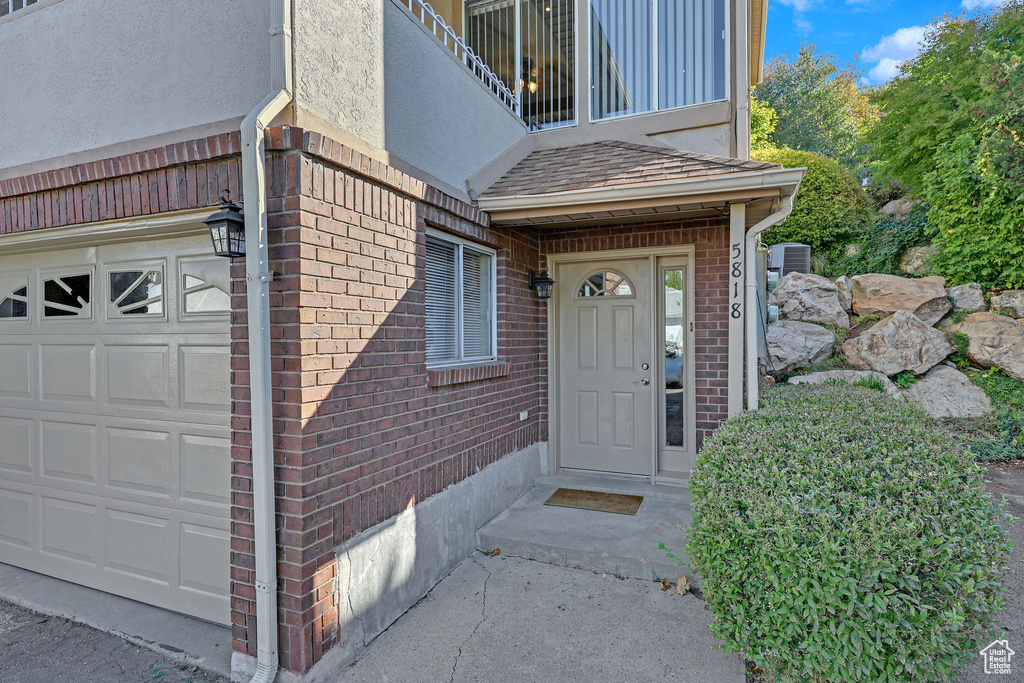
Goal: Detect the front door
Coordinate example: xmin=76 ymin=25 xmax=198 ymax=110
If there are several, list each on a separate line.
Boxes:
xmin=557 ymin=258 xmax=653 ymax=475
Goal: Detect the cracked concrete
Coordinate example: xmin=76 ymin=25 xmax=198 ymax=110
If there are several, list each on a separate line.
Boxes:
xmin=0 ymin=600 xmax=228 ymax=683
xmin=334 ymin=552 xmax=744 ymax=683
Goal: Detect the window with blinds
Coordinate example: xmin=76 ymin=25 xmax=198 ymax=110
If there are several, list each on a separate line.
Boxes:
xmin=425 ymin=232 xmax=496 ymax=365
xmin=590 ymin=0 xmax=727 ymax=120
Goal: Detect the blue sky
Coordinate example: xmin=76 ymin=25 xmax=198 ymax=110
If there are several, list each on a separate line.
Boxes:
xmin=764 ymin=0 xmax=1006 ymax=85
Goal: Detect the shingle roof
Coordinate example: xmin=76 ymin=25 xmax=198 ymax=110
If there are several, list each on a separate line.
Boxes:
xmin=482 ymin=141 xmax=781 ymax=198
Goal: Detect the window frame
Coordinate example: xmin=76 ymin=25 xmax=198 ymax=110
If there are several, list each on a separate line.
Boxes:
xmin=425 ymin=228 xmax=499 ymax=369
xmin=586 ymin=0 xmax=731 ymax=123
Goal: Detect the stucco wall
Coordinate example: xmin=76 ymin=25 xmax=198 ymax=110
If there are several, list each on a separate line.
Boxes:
xmin=0 ymin=0 xmax=273 ymax=176
xmin=293 ymin=0 xmax=526 ymax=193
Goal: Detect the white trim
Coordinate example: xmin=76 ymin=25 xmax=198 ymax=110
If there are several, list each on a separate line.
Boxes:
xmin=727 ymin=202 xmax=745 ymax=416
xmin=0 ymin=209 xmax=212 ymax=255
xmin=655 ymin=253 xmax=697 ymax=477
xmin=424 ymin=227 xmax=499 ymax=368
xmin=478 ymin=167 xmax=805 ymax=214
xmin=546 ymin=244 xmax=696 ymax=485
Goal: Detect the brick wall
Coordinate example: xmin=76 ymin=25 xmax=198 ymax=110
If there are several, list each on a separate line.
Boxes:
xmin=538 ymin=218 xmax=732 ymax=447
xmin=228 ymin=129 xmax=547 ymax=673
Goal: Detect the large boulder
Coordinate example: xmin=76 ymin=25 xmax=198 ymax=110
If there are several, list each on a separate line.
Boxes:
xmin=851 ymin=274 xmax=951 ymax=327
xmin=959 ymin=312 xmax=1024 ymax=382
xmin=880 ymin=196 xmax=917 ymax=220
xmin=990 ymin=290 xmax=1024 ymax=319
xmin=899 ymin=246 xmax=933 ymax=276
xmin=841 ymin=309 xmax=954 ymax=376
xmin=769 ymin=272 xmax=850 ymax=328
xmin=946 ymin=283 xmax=986 ymax=313
xmin=788 ymin=370 xmax=904 ymax=401
xmin=834 ymin=276 xmax=853 ymax=313
xmin=765 ymin=321 xmax=835 ymax=376
xmin=900 ymin=365 xmax=994 ymax=419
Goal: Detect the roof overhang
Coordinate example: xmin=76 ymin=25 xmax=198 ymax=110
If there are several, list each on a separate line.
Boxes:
xmin=477 ymin=166 xmax=806 ymax=228
xmin=750 ymin=0 xmax=769 ymax=86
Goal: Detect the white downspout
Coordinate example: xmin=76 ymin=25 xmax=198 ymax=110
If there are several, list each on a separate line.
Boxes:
xmin=242 ymin=1 xmax=292 ymax=682
xmin=744 ymin=193 xmax=795 ymax=411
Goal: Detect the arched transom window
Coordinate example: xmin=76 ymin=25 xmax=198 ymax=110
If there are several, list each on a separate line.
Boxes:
xmin=577 ymin=270 xmax=634 ymax=298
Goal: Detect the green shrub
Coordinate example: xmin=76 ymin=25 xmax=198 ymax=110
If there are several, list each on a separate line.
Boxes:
xmin=840 ymin=205 xmax=931 ymax=277
xmin=971 ymin=368 xmax=1024 ymax=413
xmin=853 ymin=375 xmax=887 ymax=393
xmin=893 ymin=371 xmax=918 ymax=389
xmin=753 ymin=148 xmax=873 ymax=254
xmin=687 ymin=384 xmax=1011 ymax=682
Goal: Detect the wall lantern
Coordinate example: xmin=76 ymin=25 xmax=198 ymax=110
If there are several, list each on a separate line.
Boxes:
xmin=528 ymin=270 xmax=555 ymax=300
xmin=204 ymin=193 xmax=246 ymax=258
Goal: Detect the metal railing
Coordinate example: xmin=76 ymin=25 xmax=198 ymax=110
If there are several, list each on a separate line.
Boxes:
xmin=0 ymin=0 xmax=40 ymax=19
xmin=403 ymin=0 xmax=519 ymax=115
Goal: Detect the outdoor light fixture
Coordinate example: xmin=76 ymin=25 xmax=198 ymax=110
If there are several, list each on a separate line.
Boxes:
xmin=528 ymin=270 xmax=555 ymax=300
xmin=204 ymin=192 xmax=246 ymax=258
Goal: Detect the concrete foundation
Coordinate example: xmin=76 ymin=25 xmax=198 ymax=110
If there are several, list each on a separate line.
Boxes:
xmin=231 ymin=442 xmax=546 ymax=683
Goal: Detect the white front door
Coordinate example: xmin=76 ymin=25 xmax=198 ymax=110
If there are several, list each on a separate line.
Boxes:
xmin=557 ymin=258 xmax=653 ymax=475
xmin=0 ymin=234 xmax=232 ymax=624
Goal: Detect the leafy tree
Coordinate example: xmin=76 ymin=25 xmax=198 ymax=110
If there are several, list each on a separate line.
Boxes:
xmin=867 ymin=1 xmax=1024 ymax=192
xmin=749 ymin=96 xmax=778 ymax=152
xmin=754 ymin=46 xmax=878 ymax=167
xmin=753 ymin=147 xmax=873 ymax=254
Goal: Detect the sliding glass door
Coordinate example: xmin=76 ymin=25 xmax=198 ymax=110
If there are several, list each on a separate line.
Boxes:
xmin=466 ymin=0 xmax=576 ymax=129
xmin=590 ymin=0 xmax=727 ymax=120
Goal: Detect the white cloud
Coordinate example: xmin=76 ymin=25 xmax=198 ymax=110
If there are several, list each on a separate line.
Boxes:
xmin=862 ymin=25 xmax=928 ymax=84
xmin=961 ymin=0 xmax=1003 ymax=9
xmin=774 ymin=0 xmax=819 ymax=11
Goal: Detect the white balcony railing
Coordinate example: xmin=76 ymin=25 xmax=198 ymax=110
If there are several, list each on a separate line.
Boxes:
xmin=403 ymin=0 xmax=519 ymax=115
xmin=1 ymin=0 xmax=40 ymax=19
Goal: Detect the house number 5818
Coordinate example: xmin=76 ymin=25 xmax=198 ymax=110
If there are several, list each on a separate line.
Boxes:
xmin=731 ymin=243 xmax=742 ymax=319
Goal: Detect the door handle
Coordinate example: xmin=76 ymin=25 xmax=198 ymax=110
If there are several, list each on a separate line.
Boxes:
xmin=635 ymin=378 xmax=650 ymax=386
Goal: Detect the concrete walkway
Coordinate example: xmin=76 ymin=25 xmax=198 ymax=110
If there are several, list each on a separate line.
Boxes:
xmin=334 ymin=552 xmax=745 ymax=683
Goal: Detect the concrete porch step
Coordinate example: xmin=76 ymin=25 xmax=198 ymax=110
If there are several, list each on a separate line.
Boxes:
xmin=476 ymin=471 xmax=693 ymax=584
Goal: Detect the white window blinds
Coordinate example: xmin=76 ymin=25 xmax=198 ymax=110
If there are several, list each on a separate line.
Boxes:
xmin=425 ymin=233 xmax=496 ymax=364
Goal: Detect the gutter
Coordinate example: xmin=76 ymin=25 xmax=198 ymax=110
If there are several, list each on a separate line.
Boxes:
xmin=241 ymin=1 xmax=293 ymax=682
xmin=744 ymin=189 xmax=798 ymax=411
xmin=476 ymin=167 xmax=805 ymax=216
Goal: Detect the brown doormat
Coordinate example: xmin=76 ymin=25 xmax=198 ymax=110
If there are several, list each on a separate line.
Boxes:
xmin=543 ymin=488 xmax=643 ymax=515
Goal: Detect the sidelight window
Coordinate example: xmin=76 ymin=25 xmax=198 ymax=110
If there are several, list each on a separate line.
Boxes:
xmin=425 ymin=230 xmax=497 ymax=365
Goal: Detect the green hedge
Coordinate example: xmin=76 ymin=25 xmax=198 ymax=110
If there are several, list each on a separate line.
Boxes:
xmin=686 ymin=384 xmax=1010 ymax=682
xmin=753 ymin=148 xmax=873 ymax=254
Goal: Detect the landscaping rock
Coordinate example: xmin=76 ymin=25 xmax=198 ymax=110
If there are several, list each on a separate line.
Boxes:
xmin=768 ymin=272 xmax=850 ymax=328
xmin=788 ymin=370 xmax=904 ymax=401
xmin=881 ymin=196 xmax=917 ymax=220
xmin=899 ymin=245 xmax=933 ymax=276
xmin=834 ymin=276 xmax=853 ymax=313
xmin=841 ymin=309 xmax=954 ymax=376
xmin=900 ymin=365 xmax=993 ymax=419
xmin=765 ymin=320 xmax=835 ymax=376
xmin=946 ymin=283 xmax=986 ymax=313
xmin=959 ymin=312 xmax=1024 ymax=382
xmin=990 ymin=290 xmax=1024 ymax=319
xmin=851 ymin=273 xmax=951 ymax=327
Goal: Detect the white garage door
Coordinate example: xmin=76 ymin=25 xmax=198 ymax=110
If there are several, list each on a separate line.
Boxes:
xmin=0 ymin=233 xmax=232 ymax=625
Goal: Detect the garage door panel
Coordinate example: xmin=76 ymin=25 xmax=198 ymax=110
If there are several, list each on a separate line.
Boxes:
xmin=0 ymin=417 xmax=35 ymax=474
xmin=41 ymin=420 xmax=98 ymax=483
xmin=105 ymin=509 xmax=173 ymax=585
xmin=180 ymin=346 xmax=230 ymax=413
xmin=0 ymin=235 xmax=231 ymax=625
xmin=0 ymin=344 xmax=34 ymax=398
xmin=40 ymin=344 xmax=97 ymax=402
xmin=41 ymin=497 xmax=98 ymax=564
xmin=0 ymin=488 xmax=34 ymax=549
xmin=105 ymin=345 xmax=170 ymax=408
xmin=180 ymin=433 xmax=231 ymax=507
xmin=106 ymin=427 xmax=173 ymax=497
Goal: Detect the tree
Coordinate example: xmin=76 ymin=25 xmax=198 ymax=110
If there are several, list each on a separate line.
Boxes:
xmin=754 ymin=46 xmax=878 ymax=167
xmin=749 ymin=96 xmax=778 ymax=152
xmin=867 ymin=1 xmax=1024 ymax=192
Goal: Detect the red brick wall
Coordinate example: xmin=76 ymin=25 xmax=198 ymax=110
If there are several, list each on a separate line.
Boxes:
xmin=228 ymin=129 xmax=547 ymax=673
xmin=538 ymin=218 xmax=731 ymax=447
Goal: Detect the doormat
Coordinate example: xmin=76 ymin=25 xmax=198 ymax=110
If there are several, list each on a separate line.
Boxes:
xmin=543 ymin=488 xmax=643 ymax=516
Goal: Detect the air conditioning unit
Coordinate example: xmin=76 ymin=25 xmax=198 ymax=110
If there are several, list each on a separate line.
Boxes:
xmin=768 ymin=242 xmax=812 ymax=277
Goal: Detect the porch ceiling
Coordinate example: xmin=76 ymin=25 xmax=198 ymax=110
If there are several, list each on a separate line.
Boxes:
xmin=476 ymin=140 xmax=804 ymax=228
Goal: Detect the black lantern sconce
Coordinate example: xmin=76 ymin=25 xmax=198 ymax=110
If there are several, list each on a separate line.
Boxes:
xmin=528 ymin=270 xmax=555 ymax=300
xmin=204 ymin=192 xmax=246 ymax=258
